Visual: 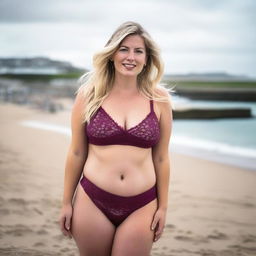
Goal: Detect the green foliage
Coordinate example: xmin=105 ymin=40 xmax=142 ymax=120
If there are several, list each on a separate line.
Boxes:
xmin=164 ymin=80 xmax=256 ymax=89
xmin=0 ymin=72 xmax=83 ymax=81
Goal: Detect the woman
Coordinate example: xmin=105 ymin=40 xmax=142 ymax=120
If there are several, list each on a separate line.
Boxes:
xmin=59 ymin=21 xmax=172 ymax=256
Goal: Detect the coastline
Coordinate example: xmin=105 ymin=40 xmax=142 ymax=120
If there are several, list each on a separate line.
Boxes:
xmin=172 ymin=141 xmax=256 ymax=172
xmin=0 ymin=102 xmax=256 ymax=256
xmin=20 ymin=118 xmax=256 ymax=172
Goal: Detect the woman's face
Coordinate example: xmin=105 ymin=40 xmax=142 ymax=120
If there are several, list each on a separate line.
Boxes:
xmin=112 ymin=34 xmax=147 ymax=77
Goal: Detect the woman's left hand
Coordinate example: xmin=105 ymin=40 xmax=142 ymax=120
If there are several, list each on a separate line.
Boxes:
xmin=151 ymin=208 xmax=167 ymax=242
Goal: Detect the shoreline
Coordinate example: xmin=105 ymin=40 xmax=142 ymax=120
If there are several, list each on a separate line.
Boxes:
xmin=172 ymin=141 xmax=256 ymax=172
xmin=20 ymin=118 xmax=256 ymax=172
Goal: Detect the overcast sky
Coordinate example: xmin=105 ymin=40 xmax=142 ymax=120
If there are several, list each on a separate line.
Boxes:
xmin=0 ymin=0 xmax=255 ymax=77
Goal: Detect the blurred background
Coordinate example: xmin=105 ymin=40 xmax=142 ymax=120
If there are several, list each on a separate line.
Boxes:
xmin=0 ymin=0 xmax=256 ymax=255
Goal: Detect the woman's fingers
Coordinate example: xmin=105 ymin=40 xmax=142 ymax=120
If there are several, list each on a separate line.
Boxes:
xmin=60 ymin=215 xmax=68 ymax=235
xmin=60 ymin=215 xmax=72 ymax=238
xmin=151 ymin=214 xmax=160 ymax=242
xmin=154 ymin=220 xmax=164 ymax=242
xmin=151 ymin=209 xmax=166 ymax=242
xmin=65 ymin=215 xmax=71 ymax=231
xmin=151 ymin=216 xmax=159 ymax=231
xmin=59 ymin=204 xmax=73 ymax=239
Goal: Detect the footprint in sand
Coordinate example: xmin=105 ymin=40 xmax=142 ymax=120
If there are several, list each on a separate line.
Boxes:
xmin=33 ymin=242 xmax=46 ymax=247
xmin=36 ymin=228 xmax=48 ymax=235
xmin=0 ymin=208 xmax=10 ymax=215
xmin=6 ymin=198 xmax=36 ymax=216
xmin=174 ymin=234 xmax=209 ymax=244
xmin=228 ymin=244 xmax=256 ymax=254
xmin=241 ymin=234 xmax=256 ymax=243
xmin=60 ymin=247 xmax=71 ymax=253
xmin=165 ymin=224 xmax=175 ymax=229
xmin=174 ymin=235 xmax=192 ymax=242
xmin=8 ymin=198 xmax=27 ymax=205
xmin=33 ymin=207 xmax=43 ymax=215
xmin=207 ymin=230 xmax=229 ymax=240
xmin=53 ymin=234 xmax=66 ymax=241
xmin=164 ymin=224 xmax=175 ymax=233
xmin=5 ymin=224 xmax=34 ymax=237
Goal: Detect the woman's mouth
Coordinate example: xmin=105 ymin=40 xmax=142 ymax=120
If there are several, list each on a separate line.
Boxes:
xmin=122 ymin=63 xmax=136 ymax=69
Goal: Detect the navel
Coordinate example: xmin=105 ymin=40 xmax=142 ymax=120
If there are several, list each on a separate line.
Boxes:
xmin=120 ymin=174 xmax=125 ymax=181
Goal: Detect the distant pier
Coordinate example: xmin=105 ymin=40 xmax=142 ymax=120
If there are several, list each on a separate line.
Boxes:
xmin=175 ymin=87 xmax=256 ymax=102
xmin=173 ymin=107 xmax=252 ymax=119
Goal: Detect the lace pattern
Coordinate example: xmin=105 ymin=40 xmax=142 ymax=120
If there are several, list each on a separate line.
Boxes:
xmin=86 ymin=101 xmax=160 ymax=148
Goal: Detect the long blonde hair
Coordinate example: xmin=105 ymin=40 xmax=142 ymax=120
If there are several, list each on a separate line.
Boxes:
xmin=76 ymin=21 xmax=171 ymax=123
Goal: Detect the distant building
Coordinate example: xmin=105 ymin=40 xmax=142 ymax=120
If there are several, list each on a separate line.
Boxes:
xmin=0 ymin=57 xmax=84 ymax=75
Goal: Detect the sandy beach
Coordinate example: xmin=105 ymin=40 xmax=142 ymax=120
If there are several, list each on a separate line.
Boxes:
xmin=0 ymin=100 xmax=256 ymax=256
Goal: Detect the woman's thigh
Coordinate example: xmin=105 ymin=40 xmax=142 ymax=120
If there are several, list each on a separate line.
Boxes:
xmin=71 ymin=183 xmax=115 ymax=256
xmin=111 ymin=199 xmax=157 ymax=256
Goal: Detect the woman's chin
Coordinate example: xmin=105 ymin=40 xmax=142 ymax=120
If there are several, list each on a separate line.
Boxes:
xmin=117 ymin=70 xmax=140 ymax=77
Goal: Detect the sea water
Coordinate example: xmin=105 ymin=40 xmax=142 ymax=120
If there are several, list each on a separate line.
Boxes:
xmin=171 ymin=96 xmax=256 ymax=170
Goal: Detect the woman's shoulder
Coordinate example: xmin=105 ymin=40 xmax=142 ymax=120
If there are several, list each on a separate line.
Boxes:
xmin=154 ymin=86 xmax=170 ymax=97
xmin=153 ymin=86 xmax=172 ymax=116
xmin=155 ymin=85 xmax=171 ymax=103
xmin=74 ymin=91 xmax=86 ymax=108
xmin=71 ymin=90 xmax=88 ymax=121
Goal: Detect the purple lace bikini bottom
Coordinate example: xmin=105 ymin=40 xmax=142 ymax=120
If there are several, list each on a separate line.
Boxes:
xmin=80 ymin=175 xmax=157 ymax=227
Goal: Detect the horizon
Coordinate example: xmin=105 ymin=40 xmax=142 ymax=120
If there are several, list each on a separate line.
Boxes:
xmin=1 ymin=55 xmax=255 ymax=79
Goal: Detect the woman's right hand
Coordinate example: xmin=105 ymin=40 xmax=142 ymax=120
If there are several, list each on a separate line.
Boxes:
xmin=59 ymin=203 xmax=73 ymax=239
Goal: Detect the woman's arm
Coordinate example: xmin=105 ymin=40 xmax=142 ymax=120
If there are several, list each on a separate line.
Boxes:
xmin=151 ymin=89 xmax=173 ymax=241
xmin=60 ymin=92 xmax=88 ymax=237
xmin=62 ymin=92 xmax=88 ymax=205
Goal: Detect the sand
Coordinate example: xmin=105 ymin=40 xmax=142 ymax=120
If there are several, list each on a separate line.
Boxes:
xmin=0 ymin=101 xmax=256 ymax=256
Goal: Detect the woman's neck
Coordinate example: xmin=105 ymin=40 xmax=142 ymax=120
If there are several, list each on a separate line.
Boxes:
xmin=112 ymin=74 xmax=138 ymax=93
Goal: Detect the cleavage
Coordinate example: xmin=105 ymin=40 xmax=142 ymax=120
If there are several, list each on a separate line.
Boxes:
xmin=100 ymin=106 xmax=150 ymax=131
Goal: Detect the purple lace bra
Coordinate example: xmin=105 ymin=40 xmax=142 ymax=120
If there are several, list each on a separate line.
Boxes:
xmin=86 ymin=100 xmax=160 ymax=148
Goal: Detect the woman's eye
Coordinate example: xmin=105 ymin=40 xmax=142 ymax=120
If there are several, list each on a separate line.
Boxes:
xmin=136 ymin=50 xmax=143 ymax=54
xmin=119 ymin=48 xmax=127 ymax=52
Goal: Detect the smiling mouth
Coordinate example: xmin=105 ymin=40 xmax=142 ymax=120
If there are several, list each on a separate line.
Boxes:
xmin=122 ymin=63 xmax=136 ymax=68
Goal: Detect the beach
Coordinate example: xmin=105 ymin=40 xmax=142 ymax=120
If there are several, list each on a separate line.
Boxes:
xmin=0 ymin=101 xmax=256 ymax=256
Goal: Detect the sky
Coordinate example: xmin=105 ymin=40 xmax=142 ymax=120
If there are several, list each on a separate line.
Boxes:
xmin=0 ymin=0 xmax=256 ymax=78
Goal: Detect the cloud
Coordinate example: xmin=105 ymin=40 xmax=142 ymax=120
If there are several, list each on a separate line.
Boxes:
xmin=0 ymin=0 xmax=255 ymax=77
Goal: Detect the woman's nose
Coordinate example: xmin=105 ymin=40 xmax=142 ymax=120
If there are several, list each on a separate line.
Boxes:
xmin=126 ymin=51 xmax=135 ymax=60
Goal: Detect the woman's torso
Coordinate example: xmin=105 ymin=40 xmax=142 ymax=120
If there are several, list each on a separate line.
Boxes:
xmin=82 ymin=93 xmax=160 ymax=196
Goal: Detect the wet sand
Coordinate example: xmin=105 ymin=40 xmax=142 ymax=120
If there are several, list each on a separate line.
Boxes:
xmin=0 ymin=101 xmax=256 ymax=256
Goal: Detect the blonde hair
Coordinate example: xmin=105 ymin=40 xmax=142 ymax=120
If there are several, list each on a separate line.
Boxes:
xmin=76 ymin=21 xmax=172 ymax=123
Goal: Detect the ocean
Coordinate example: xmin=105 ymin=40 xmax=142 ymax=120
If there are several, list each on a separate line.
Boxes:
xmin=171 ymin=96 xmax=256 ymax=171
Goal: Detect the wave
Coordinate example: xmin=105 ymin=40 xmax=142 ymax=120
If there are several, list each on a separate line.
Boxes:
xmin=21 ymin=120 xmax=71 ymax=136
xmin=172 ymin=135 xmax=256 ymax=159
